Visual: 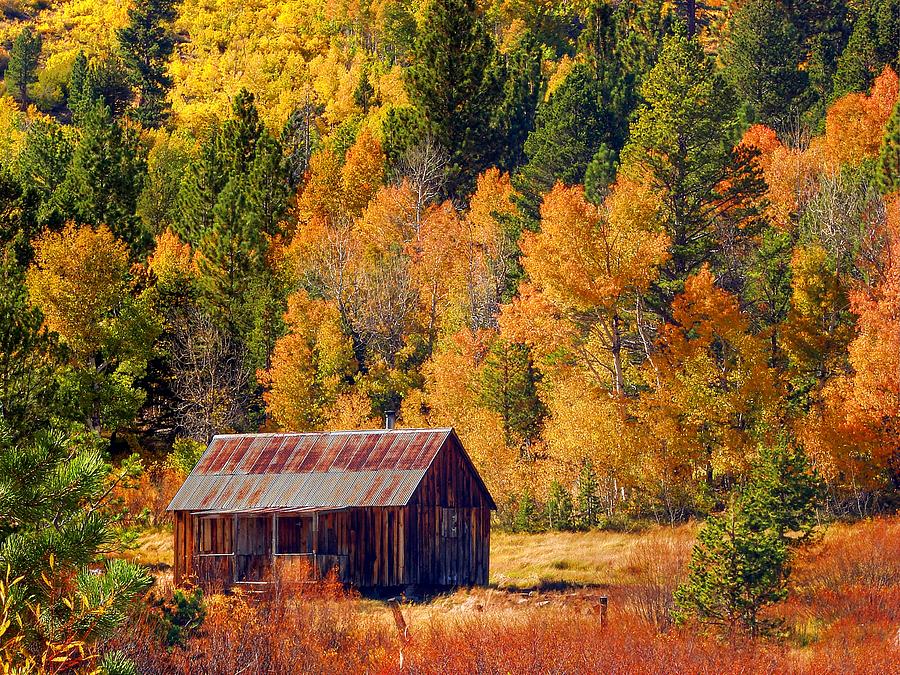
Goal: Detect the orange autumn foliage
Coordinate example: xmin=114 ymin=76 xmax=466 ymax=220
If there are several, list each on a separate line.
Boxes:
xmin=258 ymin=291 xmax=357 ymax=431
xmin=642 ymin=266 xmax=777 ymax=478
xmin=26 ymin=223 xmax=131 ymax=356
xmin=505 ymin=180 xmax=668 ymax=393
xmin=738 ymin=124 xmax=832 ymax=229
xmin=826 ymin=66 xmax=899 ymax=166
xmin=813 ymin=197 xmax=900 ymax=481
xmin=148 ymin=228 xmax=198 ymax=286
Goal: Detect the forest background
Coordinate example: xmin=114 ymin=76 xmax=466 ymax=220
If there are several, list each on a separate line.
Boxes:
xmin=0 ymin=0 xmax=899 ymax=668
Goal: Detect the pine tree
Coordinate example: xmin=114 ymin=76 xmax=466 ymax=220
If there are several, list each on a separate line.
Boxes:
xmin=405 ymin=0 xmax=500 ymax=197
xmin=56 ymin=103 xmax=149 ymax=255
xmin=674 ymin=438 xmax=822 ymax=636
xmin=480 ymin=339 xmax=546 ymax=451
xmin=491 ymin=31 xmax=543 ymax=173
xmin=5 ymin=27 xmax=42 ymax=106
xmin=878 ymin=101 xmax=900 ymax=194
xmin=116 ymin=0 xmax=178 ymax=126
xmin=721 ymin=0 xmax=806 ymax=123
xmin=515 ymin=65 xmax=606 ymax=216
xmin=576 ymin=460 xmax=601 ymax=529
xmin=547 ymin=480 xmax=574 ymax=531
xmin=0 ymin=257 xmax=58 ymax=441
xmin=0 ymin=428 xmax=151 ymax=665
xmin=831 ymin=0 xmax=900 ymax=99
xmin=516 ymin=0 xmax=669 ymax=218
xmin=177 ymin=90 xmax=289 ymax=343
xmin=623 ymin=32 xmax=763 ymax=308
xmin=67 ymin=53 xmax=132 ymax=123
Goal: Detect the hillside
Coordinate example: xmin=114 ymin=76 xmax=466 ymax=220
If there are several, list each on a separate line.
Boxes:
xmin=0 ymin=0 xmax=898 ymax=671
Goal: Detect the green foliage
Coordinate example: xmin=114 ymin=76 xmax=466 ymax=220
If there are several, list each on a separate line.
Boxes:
xmin=116 ymin=0 xmax=178 ymax=126
xmin=674 ymin=438 xmax=822 ymax=636
xmin=547 ymin=480 xmax=574 ymax=531
xmin=515 ymin=65 xmax=607 ymax=214
xmin=831 ymin=0 xmax=900 ymax=99
xmin=720 ymin=0 xmax=806 ymax=123
xmin=177 ymin=90 xmax=289 ymax=345
xmin=576 ymin=460 xmax=601 ymax=529
xmin=623 ymin=31 xmax=764 ymax=308
xmin=5 ymin=26 xmax=42 ymax=105
xmin=167 ymin=437 xmax=205 ymax=476
xmin=491 ymin=31 xmax=543 ymax=173
xmin=514 ymin=490 xmax=541 ymax=533
xmin=67 ymin=53 xmax=133 ymax=123
xmin=56 ymin=103 xmax=150 ymax=255
xmin=0 ymin=257 xmax=59 ymax=441
xmin=480 ymin=340 xmax=546 ymax=450
xmin=879 ymin=101 xmax=900 ymax=194
xmin=99 ymin=650 xmax=139 ymax=675
xmin=405 ymin=0 xmax=501 ymax=197
xmin=152 ymin=587 xmax=206 ymax=647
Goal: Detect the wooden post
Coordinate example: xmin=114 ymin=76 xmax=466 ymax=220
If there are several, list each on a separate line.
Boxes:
xmin=599 ymin=596 xmax=608 ymax=631
xmin=389 ymin=599 xmax=410 ymax=671
xmin=312 ymin=511 xmax=319 ymax=577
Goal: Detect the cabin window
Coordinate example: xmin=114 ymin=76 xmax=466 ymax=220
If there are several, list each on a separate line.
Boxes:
xmin=198 ymin=516 xmax=232 ymax=554
xmin=276 ymin=516 xmax=313 ymax=554
xmin=441 ymin=508 xmax=459 ymax=538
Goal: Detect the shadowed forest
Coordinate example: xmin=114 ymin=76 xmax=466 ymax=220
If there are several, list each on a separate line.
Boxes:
xmin=0 ymin=0 xmax=898 ymax=672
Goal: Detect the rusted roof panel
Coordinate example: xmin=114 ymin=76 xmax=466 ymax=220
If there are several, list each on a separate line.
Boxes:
xmin=168 ymin=429 xmax=455 ymax=512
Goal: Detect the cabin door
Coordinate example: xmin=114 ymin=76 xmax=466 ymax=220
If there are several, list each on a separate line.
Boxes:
xmin=234 ymin=516 xmax=272 ymax=582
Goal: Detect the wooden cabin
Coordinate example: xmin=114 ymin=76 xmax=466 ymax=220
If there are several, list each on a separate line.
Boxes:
xmin=167 ymin=427 xmax=495 ymax=589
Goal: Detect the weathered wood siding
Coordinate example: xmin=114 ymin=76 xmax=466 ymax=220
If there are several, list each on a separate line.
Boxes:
xmin=409 ymin=435 xmax=491 ymax=586
xmin=172 ymin=433 xmax=493 ymax=589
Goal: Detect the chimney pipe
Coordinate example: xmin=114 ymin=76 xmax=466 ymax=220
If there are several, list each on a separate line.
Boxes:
xmin=385 ymin=410 xmax=397 ymax=430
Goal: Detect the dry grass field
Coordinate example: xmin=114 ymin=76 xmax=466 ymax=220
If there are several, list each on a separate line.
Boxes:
xmin=108 ymin=517 xmax=900 ymax=673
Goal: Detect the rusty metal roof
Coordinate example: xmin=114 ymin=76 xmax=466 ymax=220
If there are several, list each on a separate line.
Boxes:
xmin=168 ymin=428 xmax=456 ymax=513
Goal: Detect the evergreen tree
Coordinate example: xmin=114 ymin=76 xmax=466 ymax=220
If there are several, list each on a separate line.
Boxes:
xmin=515 ymin=65 xmax=606 ymax=216
xmin=831 ymin=0 xmax=900 ymax=99
xmin=404 ymin=0 xmax=500 ymax=197
xmin=67 ymin=53 xmax=132 ymax=123
xmin=491 ymin=31 xmax=543 ymax=173
xmin=721 ymin=0 xmax=806 ymax=123
xmin=56 ymin=103 xmax=149 ymax=255
xmin=879 ymin=101 xmax=900 ymax=194
xmin=782 ymin=0 xmax=851 ymax=127
xmin=177 ymin=91 xmax=289 ymax=345
xmin=0 ymin=258 xmax=58 ymax=441
xmin=480 ymin=340 xmax=546 ymax=451
xmin=0 ymin=170 xmax=40 ymax=265
xmin=5 ymin=27 xmax=42 ymax=106
xmin=674 ymin=438 xmax=822 ymax=636
xmin=353 ymin=68 xmax=375 ymax=114
xmin=516 ymin=0 xmax=669 ymax=217
xmin=576 ymin=460 xmax=601 ymax=529
xmin=547 ymin=480 xmax=574 ymax=531
xmin=623 ymin=32 xmax=763 ymax=308
xmin=514 ymin=490 xmax=540 ymax=533
xmin=116 ymin=0 xmax=178 ymax=126
xmin=0 ymin=427 xmax=151 ymax=666
xmin=17 ymin=117 xmax=73 ymax=227
xmin=196 ymin=176 xmax=266 ymax=332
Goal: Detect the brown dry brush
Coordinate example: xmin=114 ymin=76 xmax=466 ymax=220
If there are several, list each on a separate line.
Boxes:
xmin=103 ymin=520 xmax=900 ymax=674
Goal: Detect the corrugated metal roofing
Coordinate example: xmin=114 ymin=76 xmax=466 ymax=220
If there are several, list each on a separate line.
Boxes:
xmin=168 ymin=428 xmax=454 ymax=513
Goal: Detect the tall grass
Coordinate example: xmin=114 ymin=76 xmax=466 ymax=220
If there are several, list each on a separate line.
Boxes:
xmin=105 ymin=517 xmax=900 ymax=674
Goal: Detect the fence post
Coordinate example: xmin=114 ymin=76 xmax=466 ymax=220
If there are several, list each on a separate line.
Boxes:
xmin=389 ymin=599 xmax=411 ymax=670
xmin=592 ymin=595 xmax=609 ymax=631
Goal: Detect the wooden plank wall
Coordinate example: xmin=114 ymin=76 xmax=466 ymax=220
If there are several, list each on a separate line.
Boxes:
xmin=410 ymin=436 xmax=492 ymax=586
xmin=172 ymin=435 xmax=492 ymax=589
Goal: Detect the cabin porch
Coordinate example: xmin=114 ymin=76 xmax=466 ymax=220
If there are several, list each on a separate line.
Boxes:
xmin=191 ymin=511 xmax=349 ymax=586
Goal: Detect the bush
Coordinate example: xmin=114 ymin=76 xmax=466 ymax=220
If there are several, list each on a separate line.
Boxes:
xmin=152 ymin=587 xmax=206 ymax=647
xmin=167 ymin=437 xmax=205 ymax=475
